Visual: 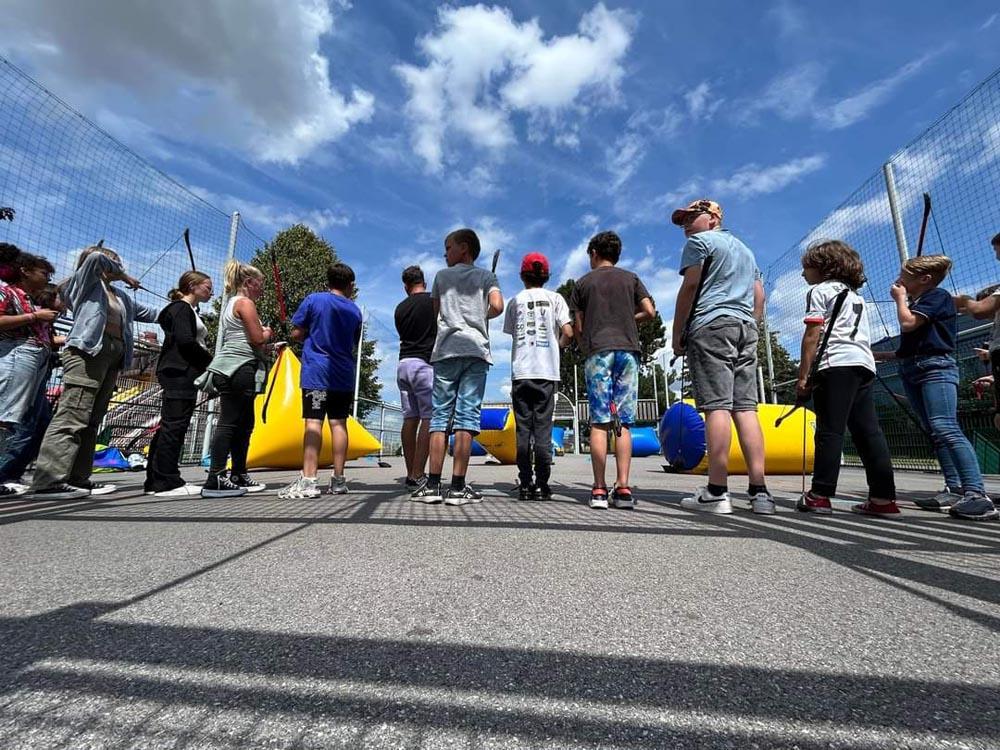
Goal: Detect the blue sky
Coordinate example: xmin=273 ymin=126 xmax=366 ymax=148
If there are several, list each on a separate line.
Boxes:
xmin=1 ymin=1 xmax=998 ymax=401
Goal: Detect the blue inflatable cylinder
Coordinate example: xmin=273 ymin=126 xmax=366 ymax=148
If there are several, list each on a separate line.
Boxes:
xmin=659 ymin=403 xmax=706 ymax=471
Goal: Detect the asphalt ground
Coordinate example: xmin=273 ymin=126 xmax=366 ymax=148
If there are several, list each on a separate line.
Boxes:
xmin=1 ymin=456 xmax=998 ymax=749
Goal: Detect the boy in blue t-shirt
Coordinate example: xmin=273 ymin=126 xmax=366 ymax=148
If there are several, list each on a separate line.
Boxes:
xmin=278 ymin=263 xmax=363 ymax=498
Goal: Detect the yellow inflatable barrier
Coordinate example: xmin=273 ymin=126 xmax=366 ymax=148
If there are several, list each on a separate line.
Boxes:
xmin=473 ymin=407 xmax=517 ymax=465
xmin=660 ymin=401 xmax=815 ymax=475
xmin=245 ymin=349 xmax=381 ymax=469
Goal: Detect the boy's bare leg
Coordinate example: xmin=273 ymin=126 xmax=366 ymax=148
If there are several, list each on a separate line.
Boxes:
xmin=704 ymin=410 xmax=734 ymax=486
xmin=590 ymin=424 xmax=609 ymax=486
xmin=302 ymin=419 xmax=324 ymax=478
xmin=452 ymin=430 xmax=472 ymax=477
xmin=733 ymin=411 xmax=766 ymax=485
xmin=413 ymin=418 xmax=430 ymax=478
xmin=330 ymin=418 xmax=348 ymax=475
xmin=401 ymin=418 xmax=418 ymax=478
xmin=428 ymin=431 xmax=447 ymax=475
xmin=614 ymin=426 xmax=632 ymax=487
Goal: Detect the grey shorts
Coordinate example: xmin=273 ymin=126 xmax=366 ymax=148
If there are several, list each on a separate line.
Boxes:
xmin=686 ymin=316 xmax=759 ymax=412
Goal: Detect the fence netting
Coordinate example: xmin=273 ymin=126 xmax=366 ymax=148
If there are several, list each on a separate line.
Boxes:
xmin=764 ymin=67 xmax=1000 ymax=473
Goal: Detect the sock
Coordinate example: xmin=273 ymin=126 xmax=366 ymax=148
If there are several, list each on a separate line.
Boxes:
xmin=451 ymin=474 xmax=466 ymax=491
xmin=707 ymin=482 xmax=728 ymax=497
xmin=748 ymin=483 xmax=769 ymax=497
xmin=428 ymin=473 xmax=441 ymax=488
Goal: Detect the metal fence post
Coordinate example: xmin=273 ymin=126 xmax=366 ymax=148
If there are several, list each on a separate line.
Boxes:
xmin=761 ymin=305 xmax=777 ymax=404
xmin=200 ymin=210 xmax=240 ymax=464
xmin=882 ymin=162 xmax=910 ymax=264
xmin=651 ymin=361 xmax=660 ymax=415
xmin=572 ymin=363 xmax=581 ymax=455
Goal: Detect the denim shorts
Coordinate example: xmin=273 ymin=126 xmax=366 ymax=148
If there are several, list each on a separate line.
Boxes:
xmin=584 ymin=351 xmax=638 ymax=425
xmin=429 ymin=356 xmax=489 ymax=434
xmin=397 ymin=357 xmax=434 ymax=420
xmin=686 ymin=316 xmax=759 ymax=411
xmin=0 ymin=340 xmax=49 ymax=425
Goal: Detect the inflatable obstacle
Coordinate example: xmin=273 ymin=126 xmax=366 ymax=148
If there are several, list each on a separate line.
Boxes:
xmin=245 ymin=349 xmax=381 ymax=469
xmin=449 ymin=434 xmax=488 ymax=457
xmin=659 ymin=401 xmax=814 ymax=475
xmin=474 ymin=406 xmax=517 ymax=464
xmin=630 ymin=426 xmax=661 ymax=458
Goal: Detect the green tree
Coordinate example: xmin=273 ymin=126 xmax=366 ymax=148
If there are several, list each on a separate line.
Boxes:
xmin=758 ymin=323 xmax=798 ymax=403
xmin=209 ymin=224 xmax=382 ymax=419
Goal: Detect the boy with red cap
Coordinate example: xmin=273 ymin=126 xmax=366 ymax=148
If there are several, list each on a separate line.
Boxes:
xmin=503 ymin=252 xmax=573 ymax=500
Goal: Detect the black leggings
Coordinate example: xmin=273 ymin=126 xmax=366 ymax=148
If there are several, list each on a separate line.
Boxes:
xmin=812 ymin=366 xmax=896 ymax=499
xmin=145 ymin=395 xmax=196 ymax=492
xmin=209 ymin=362 xmax=257 ymax=476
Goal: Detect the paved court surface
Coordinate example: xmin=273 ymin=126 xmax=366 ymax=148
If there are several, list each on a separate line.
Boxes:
xmin=1 ymin=456 xmax=998 ymax=749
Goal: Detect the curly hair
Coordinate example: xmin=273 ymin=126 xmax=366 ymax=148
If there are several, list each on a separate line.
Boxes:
xmin=587 ymin=231 xmax=622 ymax=264
xmin=801 ymin=239 xmax=866 ymax=290
xmin=902 ymin=254 xmax=952 ymax=286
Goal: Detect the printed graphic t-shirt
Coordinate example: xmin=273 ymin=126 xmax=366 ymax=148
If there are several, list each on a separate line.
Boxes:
xmin=803 ymin=280 xmax=875 ymax=373
xmin=569 ymin=266 xmax=652 ymax=358
xmin=430 ymin=264 xmax=500 ymax=364
xmin=503 ymin=287 xmax=571 ymax=381
xmin=292 ymin=291 xmax=363 ymax=390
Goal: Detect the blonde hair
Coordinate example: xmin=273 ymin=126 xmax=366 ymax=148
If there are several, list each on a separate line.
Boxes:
xmin=168 ymin=270 xmax=211 ymax=301
xmin=902 ymin=255 xmax=952 ymax=286
xmin=223 ymin=260 xmax=263 ymax=295
xmin=76 ymin=244 xmax=122 ymax=269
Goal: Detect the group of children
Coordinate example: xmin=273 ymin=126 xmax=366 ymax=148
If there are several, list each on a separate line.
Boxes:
xmin=0 ymin=211 xmax=997 ymax=522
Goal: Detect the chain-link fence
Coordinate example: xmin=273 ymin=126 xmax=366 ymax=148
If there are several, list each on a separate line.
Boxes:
xmin=763 ymin=66 xmax=1000 ymax=472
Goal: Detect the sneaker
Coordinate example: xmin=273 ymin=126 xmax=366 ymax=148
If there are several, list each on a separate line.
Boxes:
xmin=681 ymin=487 xmax=732 ymax=514
xmin=29 ymin=483 xmax=91 ymax=501
xmin=201 ymin=473 xmax=248 ymax=499
xmin=518 ymin=484 xmax=536 ymax=501
xmin=445 ymin=485 xmax=483 ymax=505
xmin=405 ymin=476 xmax=428 ymax=490
xmin=536 ymin=484 xmax=553 ymax=501
xmin=948 ymin=492 xmax=1000 ymax=522
xmin=328 ymin=475 xmax=349 ymax=495
xmin=796 ymin=491 xmax=833 ymax=515
xmin=411 ymin=484 xmax=442 ymax=503
xmin=3 ymin=482 xmax=29 ymax=496
xmin=153 ymin=484 xmax=201 ymax=498
xmin=750 ymin=492 xmax=777 ymax=515
xmin=70 ymin=480 xmax=116 ymax=496
xmin=278 ymin=475 xmax=322 ymax=500
xmin=589 ymin=486 xmax=609 ymax=509
xmin=229 ymin=472 xmax=266 ymax=493
xmin=611 ymin=486 xmax=636 ymax=510
xmin=850 ymin=499 xmax=901 ymax=517
xmin=913 ymin=490 xmax=962 ymax=511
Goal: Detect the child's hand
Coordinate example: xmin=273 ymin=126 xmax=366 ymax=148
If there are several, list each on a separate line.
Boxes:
xmin=795 ymin=378 xmax=812 ymax=400
xmin=672 ymin=341 xmax=685 ymax=358
xmin=975 ymin=347 xmax=990 ymax=362
xmin=954 ymin=294 xmax=972 ymax=310
xmin=889 ymin=283 xmax=907 ymax=302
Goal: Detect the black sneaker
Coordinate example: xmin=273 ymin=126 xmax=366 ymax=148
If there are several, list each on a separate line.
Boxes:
xmin=518 ymin=484 xmax=537 ymax=501
xmin=228 ymin=472 xmax=266 ymax=493
xmin=948 ymin=492 xmax=1000 ymax=522
xmin=411 ymin=483 xmax=442 ymax=503
xmin=29 ymin=483 xmax=91 ymax=501
xmin=536 ymin=484 xmax=553 ymax=501
xmin=201 ymin=473 xmax=248 ymax=499
xmin=445 ymin=484 xmax=483 ymax=506
xmin=405 ymin=476 xmax=428 ymax=490
xmin=69 ymin=480 xmax=117 ymax=496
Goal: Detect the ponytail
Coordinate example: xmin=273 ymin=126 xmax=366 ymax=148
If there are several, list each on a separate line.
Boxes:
xmin=171 ymin=270 xmax=210 ymax=301
xmin=223 ymin=260 xmax=263 ymax=295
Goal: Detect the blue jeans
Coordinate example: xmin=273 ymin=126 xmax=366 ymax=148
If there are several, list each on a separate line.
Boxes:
xmin=429 ymin=357 xmax=489 ymax=434
xmin=900 ymin=355 xmax=984 ymax=493
xmin=0 ymin=378 xmax=51 ymax=483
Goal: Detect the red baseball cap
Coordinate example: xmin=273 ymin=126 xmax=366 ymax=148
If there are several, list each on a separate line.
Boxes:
xmin=520 ymin=252 xmax=550 ymax=274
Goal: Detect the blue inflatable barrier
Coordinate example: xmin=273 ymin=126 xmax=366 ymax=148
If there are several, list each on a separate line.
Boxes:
xmin=480 ymin=407 xmax=510 ymax=432
xmin=449 ymin=435 xmax=488 ymax=457
xmin=659 ymin=403 xmax=706 ymax=471
xmin=629 ymin=426 xmax=661 ymax=458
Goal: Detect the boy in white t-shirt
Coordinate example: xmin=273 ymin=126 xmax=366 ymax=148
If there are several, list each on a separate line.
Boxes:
xmin=795 ymin=240 xmax=896 ymax=516
xmin=503 ymin=253 xmax=573 ymax=501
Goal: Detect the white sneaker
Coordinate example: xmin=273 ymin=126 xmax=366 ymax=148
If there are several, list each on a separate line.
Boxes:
xmin=751 ymin=492 xmax=776 ymax=515
xmin=329 ymin=474 xmax=349 ymax=495
xmin=71 ymin=481 xmax=117 ymax=496
xmin=153 ymin=484 xmax=201 ymax=497
xmin=279 ymin=475 xmax=321 ymax=499
xmin=681 ymin=487 xmax=733 ymax=514
xmin=3 ymin=482 xmax=29 ymax=496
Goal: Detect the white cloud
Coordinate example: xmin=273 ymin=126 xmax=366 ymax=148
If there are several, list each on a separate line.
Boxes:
xmin=980 ymin=13 xmax=997 ymax=30
xmin=742 ymin=52 xmax=938 ymax=130
xmin=1 ymin=0 xmax=373 ymax=164
xmin=558 ymin=238 xmax=592 ymax=284
xmin=605 ymin=106 xmax=683 ymax=191
xmin=395 ymin=3 xmax=636 ymax=172
xmin=709 ymin=154 xmax=826 ymax=197
xmin=766 ymin=0 xmax=806 ymax=38
xmin=189 ymin=186 xmax=350 ymax=235
xmin=684 ymin=81 xmax=720 ymax=121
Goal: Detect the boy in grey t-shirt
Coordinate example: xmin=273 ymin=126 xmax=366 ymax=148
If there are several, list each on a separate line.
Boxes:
xmin=411 ymin=228 xmax=503 ymax=505
xmin=670 ymin=199 xmax=772 ymax=516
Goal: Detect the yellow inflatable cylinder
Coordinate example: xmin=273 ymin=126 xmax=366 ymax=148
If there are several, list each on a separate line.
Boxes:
xmin=245 ymin=349 xmax=381 ymax=469
xmin=692 ymin=402 xmax=814 ymax=475
xmin=473 ymin=407 xmax=518 ymax=465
